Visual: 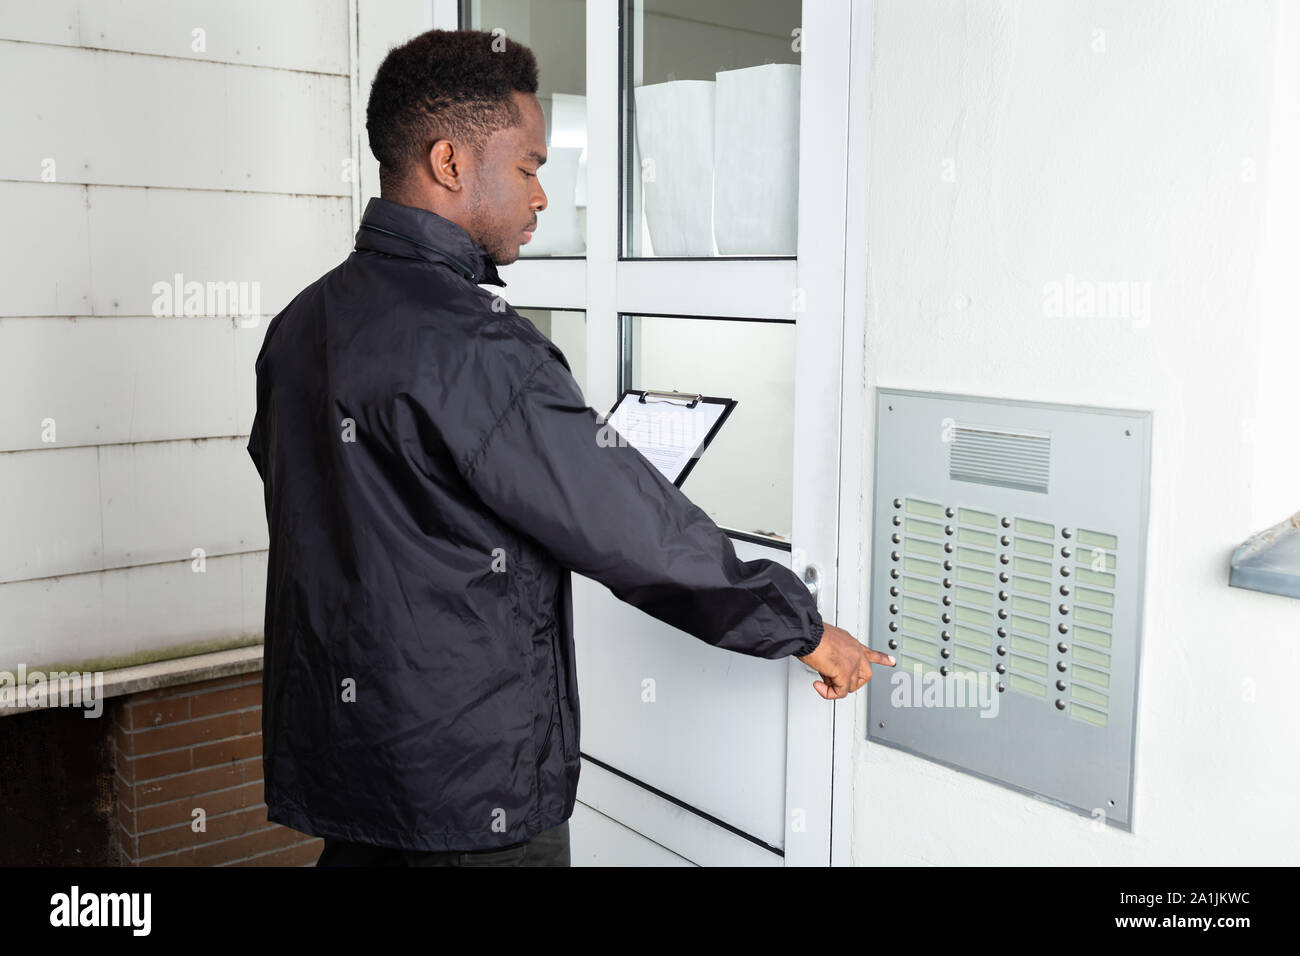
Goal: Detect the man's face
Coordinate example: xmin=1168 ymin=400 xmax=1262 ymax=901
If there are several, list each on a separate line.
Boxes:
xmin=466 ymin=90 xmax=548 ymax=265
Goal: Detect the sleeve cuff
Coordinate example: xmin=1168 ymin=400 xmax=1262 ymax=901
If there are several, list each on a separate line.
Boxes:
xmin=794 ymin=617 xmax=825 ymax=658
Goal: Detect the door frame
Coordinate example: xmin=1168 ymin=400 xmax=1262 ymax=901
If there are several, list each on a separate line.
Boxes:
xmin=831 ymin=0 xmax=874 ymax=869
xmin=783 ymin=0 xmax=858 ymax=867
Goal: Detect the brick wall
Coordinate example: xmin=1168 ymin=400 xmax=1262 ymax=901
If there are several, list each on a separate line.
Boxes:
xmin=111 ymin=672 xmax=322 ymax=866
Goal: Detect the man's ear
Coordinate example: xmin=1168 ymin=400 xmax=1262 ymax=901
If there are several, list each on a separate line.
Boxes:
xmin=428 ymin=140 xmax=463 ymax=192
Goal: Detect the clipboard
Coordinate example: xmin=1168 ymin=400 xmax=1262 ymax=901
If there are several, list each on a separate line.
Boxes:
xmin=604 ymin=388 xmax=738 ymax=487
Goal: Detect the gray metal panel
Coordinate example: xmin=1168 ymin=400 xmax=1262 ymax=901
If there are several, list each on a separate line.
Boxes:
xmin=867 ymin=388 xmax=1152 ymax=830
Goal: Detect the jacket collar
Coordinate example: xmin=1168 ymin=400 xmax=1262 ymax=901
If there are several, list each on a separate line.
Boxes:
xmin=354 ymin=196 xmax=505 ymax=287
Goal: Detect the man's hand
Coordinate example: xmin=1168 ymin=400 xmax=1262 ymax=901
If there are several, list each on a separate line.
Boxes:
xmin=797 ymin=623 xmax=894 ymax=700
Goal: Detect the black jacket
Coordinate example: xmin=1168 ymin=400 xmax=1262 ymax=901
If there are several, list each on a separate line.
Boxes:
xmin=246 ymin=196 xmax=824 ymax=851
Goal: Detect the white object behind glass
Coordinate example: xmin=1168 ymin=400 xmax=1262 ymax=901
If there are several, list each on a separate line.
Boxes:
xmin=633 ymin=80 xmax=716 ymax=256
xmin=713 ymin=64 xmax=800 ymax=255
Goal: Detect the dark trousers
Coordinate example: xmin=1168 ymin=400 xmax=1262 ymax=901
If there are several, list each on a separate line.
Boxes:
xmin=315 ymin=820 xmax=570 ymax=867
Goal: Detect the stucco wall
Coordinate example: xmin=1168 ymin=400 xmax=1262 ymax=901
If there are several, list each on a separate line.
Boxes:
xmin=854 ymin=0 xmax=1299 ymax=864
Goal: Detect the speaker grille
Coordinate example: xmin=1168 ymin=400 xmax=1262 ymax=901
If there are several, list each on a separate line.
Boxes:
xmin=949 ymin=425 xmax=1050 ymax=493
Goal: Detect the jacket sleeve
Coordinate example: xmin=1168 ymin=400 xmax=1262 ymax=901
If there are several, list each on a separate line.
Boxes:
xmin=428 ymin=347 xmax=824 ymax=661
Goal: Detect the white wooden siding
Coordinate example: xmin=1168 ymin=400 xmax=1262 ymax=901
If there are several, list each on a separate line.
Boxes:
xmin=0 ymin=552 xmax=266 ymax=668
xmin=0 ymin=42 xmax=350 ymax=194
xmin=0 ymin=183 xmax=93 ymax=315
xmin=0 ymin=0 xmax=359 ymax=671
xmin=0 ymin=317 xmax=240 ymax=450
xmin=0 ymin=0 xmax=350 ymax=74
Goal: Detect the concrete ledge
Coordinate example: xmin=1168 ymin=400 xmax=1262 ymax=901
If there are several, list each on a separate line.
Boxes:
xmin=1229 ymin=510 xmax=1300 ymax=600
xmin=0 ymin=645 xmax=264 ymax=718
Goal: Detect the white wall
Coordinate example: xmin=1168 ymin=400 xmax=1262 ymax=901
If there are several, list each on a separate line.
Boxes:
xmin=0 ymin=0 xmax=356 ymax=670
xmin=854 ymin=0 xmax=1300 ymax=864
xmin=356 ymin=0 xmax=437 ymax=209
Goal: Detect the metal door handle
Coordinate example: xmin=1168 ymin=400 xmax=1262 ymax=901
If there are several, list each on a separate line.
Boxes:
xmin=802 ymin=562 xmax=823 ymax=611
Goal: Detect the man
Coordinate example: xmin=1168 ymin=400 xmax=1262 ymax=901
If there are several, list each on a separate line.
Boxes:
xmin=246 ymin=29 xmax=889 ymax=868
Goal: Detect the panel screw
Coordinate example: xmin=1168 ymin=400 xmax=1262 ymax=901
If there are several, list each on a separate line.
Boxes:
xmin=1056 ymin=680 xmax=1066 ymax=691
xmin=941 ymin=630 xmax=951 ymax=641
xmin=888 ymin=639 xmax=898 ymax=650
xmin=890 ymin=569 xmax=900 ymax=579
xmin=996 ymin=645 xmax=1006 ymax=656
xmin=1060 ymin=566 xmax=1071 ymax=577
xmin=1059 ymin=604 xmax=1069 ymax=615
xmin=945 ymin=506 xmax=955 ymax=518
xmin=999 ymin=554 xmax=1010 ymax=565
xmin=893 ymin=498 xmax=902 ymax=508
xmin=889 ymin=585 xmax=899 ymax=596
xmin=999 ymin=571 xmax=1009 ymax=583
xmin=1061 ymin=546 xmax=1072 ymax=558
xmin=1001 ymin=535 xmax=1011 ymax=547
xmin=891 ymin=532 xmax=901 ymax=544
xmin=942 ymin=578 xmax=952 ymax=588
xmin=1055 ymin=699 xmax=1066 ymax=710
xmin=889 ymin=604 xmax=899 ymax=615
xmin=939 ymin=666 xmax=949 ymax=676
xmin=1058 ymin=623 xmax=1069 ymax=634
xmin=996 ymin=626 xmax=1006 ymax=638
xmin=996 ymin=682 xmax=1006 ymax=693
xmin=943 ymin=560 xmax=953 ymax=571
xmin=998 ymin=590 xmax=1008 ymax=601
xmin=891 ymin=551 xmax=900 ymax=561
xmin=1057 ymin=661 xmax=1067 ymax=673
xmin=1057 ymin=642 xmax=1069 ymax=653
xmin=1001 ymin=517 xmax=1011 ymax=528
xmin=941 ymin=612 xmax=951 ymax=623
xmin=1060 ymin=584 xmax=1071 ymax=596
xmin=892 ymin=515 xmax=902 ymax=526
xmin=997 ymin=609 xmax=1008 ymax=620
xmin=888 ymin=621 xmax=898 ymax=631
xmin=996 ymin=663 xmax=1006 ymax=674
xmin=944 ymin=542 xmax=954 ymax=553
xmin=1062 ymin=527 xmax=1072 ymax=538
xmin=940 ymin=648 xmax=950 ymax=659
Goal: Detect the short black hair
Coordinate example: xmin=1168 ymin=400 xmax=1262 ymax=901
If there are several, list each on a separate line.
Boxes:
xmin=367 ymin=29 xmax=540 ymax=195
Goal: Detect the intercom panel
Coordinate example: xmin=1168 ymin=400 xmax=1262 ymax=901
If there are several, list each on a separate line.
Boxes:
xmin=867 ymin=388 xmax=1152 ymax=829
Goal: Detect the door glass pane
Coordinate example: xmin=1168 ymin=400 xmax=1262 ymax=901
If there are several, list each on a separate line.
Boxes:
xmin=517 ymin=308 xmax=588 ymax=396
xmin=462 ymin=1 xmax=588 ymax=257
xmin=622 ymin=0 xmax=802 ymax=258
xmin=622 ymin=314 xmax=794 ymax=543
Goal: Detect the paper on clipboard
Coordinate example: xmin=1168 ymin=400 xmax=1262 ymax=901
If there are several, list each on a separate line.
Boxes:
xmin=606 ymin=390 xmax=732 ymax=486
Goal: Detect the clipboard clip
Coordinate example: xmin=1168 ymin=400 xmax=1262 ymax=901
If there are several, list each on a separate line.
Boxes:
xmin=637 ymin=388 xmax=702 ymax=408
